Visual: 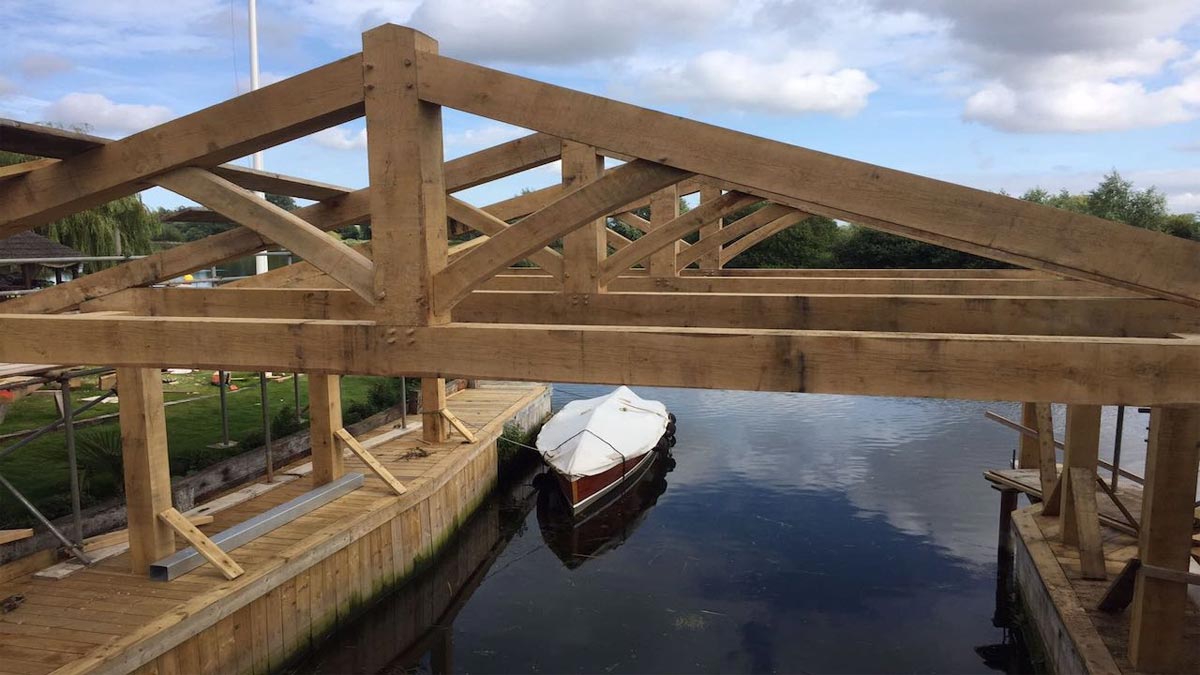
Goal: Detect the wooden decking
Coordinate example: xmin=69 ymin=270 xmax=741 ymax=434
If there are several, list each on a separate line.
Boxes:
xmin=989 ymin=469 xmax=1200 ymax=674
xmin=0 ymin=383 xmax=548 ymax=675
xmin=1012 ymin=508 xmax=1200 ymax=674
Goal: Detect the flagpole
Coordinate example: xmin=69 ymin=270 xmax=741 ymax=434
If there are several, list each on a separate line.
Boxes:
xmin=249 ymin=0 xmax=269 ymax=275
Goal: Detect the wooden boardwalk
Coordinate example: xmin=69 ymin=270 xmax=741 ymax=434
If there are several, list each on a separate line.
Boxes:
xmin=0 ymin=383 xmax=548 ymax=675
xmin=1013 ymin=508 xmax=1200 ymax=674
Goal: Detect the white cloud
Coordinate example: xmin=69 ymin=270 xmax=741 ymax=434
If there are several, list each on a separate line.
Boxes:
xmin=295 ymin=0 xmax=736 ymax=63
xmin=876 ymin=0 xmax=1200 ymax=133
xmin=445 ymin=123 xmax=527 ymax=149
xmin=43 ymin=93 xmax=173 ymax=135
xmin=312 ymin=126 xmax=368 ymax=151
xmin=312 ymin=121 xmax=531 ymax=153
xmin=18 ymin=53 xmax=73 ymax=79
xmin=640 ymin=49 xmax=878 ymax=116
xmin=0 ymin=77 xmax=15 ymax=97
xmin=964 ymin=77 xmax=1200 ymax=133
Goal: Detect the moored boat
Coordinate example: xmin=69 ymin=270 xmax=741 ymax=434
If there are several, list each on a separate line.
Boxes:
xmin=535 ymin=386 xmax=675 ymax=513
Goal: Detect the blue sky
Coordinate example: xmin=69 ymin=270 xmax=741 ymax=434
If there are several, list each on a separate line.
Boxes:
xmin=3 ymin=0 xmax=1198 ymax=214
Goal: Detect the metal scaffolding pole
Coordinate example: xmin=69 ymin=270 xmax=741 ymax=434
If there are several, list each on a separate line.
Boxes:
xmin=260 ymin=372 xmax=273 ymax=483
xmin=60 ymin=379 xmax=84 ymax=544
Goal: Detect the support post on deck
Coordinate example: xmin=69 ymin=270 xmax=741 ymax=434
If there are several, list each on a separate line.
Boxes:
xmin=422 ymin=377 xmax=449 ymax=443
xmin=648 ymin=185 xmax=680 ymax=278
xmin=1129 ymin=405 xmax=1200 ymax=673
xmin=1018 ymin=402 xmax=1039 ymax=470
xmin=118 ymin=367 xmax=175 ymax=574
xmin=697 ymin=186 xmax=722 ymax=270
xmin=561 ymin=140 xmax=606 ymax=293
xmin=308 ymin=374 xmax=344 ymax=485
xmin=1059 ymin=404 xmax=1106 ymax=578
xmin=1059 ymin=404 xmax=1101 ymax=545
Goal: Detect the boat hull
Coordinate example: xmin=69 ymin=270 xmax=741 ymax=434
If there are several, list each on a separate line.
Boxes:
xmin=555 ymin=449 xmax=657 ymax=514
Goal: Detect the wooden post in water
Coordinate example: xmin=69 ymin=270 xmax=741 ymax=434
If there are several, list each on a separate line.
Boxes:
xmin=1129 ymin=406 xmax=1200 ymax=673
xmin=1018 ymin=402 xmax=1039 ymax=470
xmin=118 ymin=367 xmax=175 ymax=574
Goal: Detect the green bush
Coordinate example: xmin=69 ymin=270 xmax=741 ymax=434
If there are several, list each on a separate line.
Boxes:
xmin=76 ymin=427 xmax=125 ymax=495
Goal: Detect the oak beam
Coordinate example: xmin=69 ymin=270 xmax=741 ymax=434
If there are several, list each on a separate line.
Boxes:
xmin=154 ymin=168 xmax=375 ymax=301
xmin=1018 ymin=403 xmax=1040 ymax=470
xmin=117 ymin=367 xmax=174 ymax=574
xmin=675 ymin=204 xmax=793 ymax=270
xmin=364 ymin=24 xmax=449 ymax=324
xmin=697 ymin=186 xmax=723 ymax=270
xmin=720 ymin=211 xmax=808 ymax=266
xmin=5 ymin=315 xmax=1200 ymax=404
xmin=600 ymin=191 xmax=758 ymax=285
xmin=417 ymin=51 xmax=1200 ymax=306
xmin=648 ymin=186 xmax=680 ymax=277
xmin=434 ymin=160 xmax=690 ymax=311
xmin=0 ymin=54 xmax=365 ymax=237
xmin=561 ymin=141 xmax=607 ymax=292
xmin=308 ymin=374 xmax=344 ymax=485
xmin=89 ymin=288 xmax=1200 ymax=338
xmin=1059 ymin=405 xmax=1102 ymax=546
xmin=446 ymin=197 xmax=564 ymax=279
xmin=421 ymin=377 xmax=449 ymax=443
xmin=1129 ymin=406 xmax=1200 ymax=673
xmin=1035 ymin=403 xmax=1060 ymax=515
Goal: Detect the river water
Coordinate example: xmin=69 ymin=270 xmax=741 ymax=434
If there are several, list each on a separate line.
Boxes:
xmin=297 ymin=386 xmax=1152 ymax=674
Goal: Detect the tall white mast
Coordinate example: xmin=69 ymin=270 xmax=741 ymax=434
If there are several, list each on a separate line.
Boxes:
xmin=249 ymin=0 xmax=269 ymax=275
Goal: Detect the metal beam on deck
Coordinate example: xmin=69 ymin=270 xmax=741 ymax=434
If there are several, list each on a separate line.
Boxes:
xmin=150 ymin=472 xmax=364 ymax=581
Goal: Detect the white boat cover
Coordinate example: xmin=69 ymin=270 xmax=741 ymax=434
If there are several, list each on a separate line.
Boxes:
xmin=536 ymin=386 xmax=669 ymax=480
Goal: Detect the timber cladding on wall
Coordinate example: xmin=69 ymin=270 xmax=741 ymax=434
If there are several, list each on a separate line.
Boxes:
xmin=125 ymin=437 xmax=498 ymax=675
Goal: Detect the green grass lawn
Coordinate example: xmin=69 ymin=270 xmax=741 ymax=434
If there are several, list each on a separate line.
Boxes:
xmin=0 ymin=371 xmax=411 ymax=527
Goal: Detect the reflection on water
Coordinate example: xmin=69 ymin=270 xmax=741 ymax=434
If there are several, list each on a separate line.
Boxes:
xmin=535 ymin=451 xmax=676 ymax=570
xmin=297 ymin=388 xmax=1146 ymax=674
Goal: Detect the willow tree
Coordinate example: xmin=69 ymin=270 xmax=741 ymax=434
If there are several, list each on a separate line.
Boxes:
xmin=1 ymin=149 xmax=160 ymax=267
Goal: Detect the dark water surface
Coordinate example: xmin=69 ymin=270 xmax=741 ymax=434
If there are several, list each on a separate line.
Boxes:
xmin=297 ymin=387 xmax=1151 ymax=674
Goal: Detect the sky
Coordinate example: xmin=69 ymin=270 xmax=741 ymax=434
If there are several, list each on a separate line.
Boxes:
xmin=2 ymin=0 xmax=1198 ymax=214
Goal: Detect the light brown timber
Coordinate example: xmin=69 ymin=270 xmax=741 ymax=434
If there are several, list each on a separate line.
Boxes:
xmin=1129 ymin=406 xmax=1200 ymax=673
xmin=445 ymin=197 xmax=564 ymax=279
xmin=153 ymin=168 xmax=376 ymax=301
xmin=1019 ymin=403 xmax=1040 ymax=470
xmin=117 ymin=367 xmax=175 ymax=574
xmin=1036 ymin=403 xmax=1060 ymax=516
xmin=1067 ymin=468 xmax=1107 ymax=580
xmin=674 ymin=204 xmax=794 ymax=270
xmin=363 ymin=24 xmax=448 ymax=324
xmin=719 ymin=211 xmax=809 ymax=266
xmin=421 ymin=378 xmax=449 ymax=443
xmin=5 ymin=315 xmax=1200 ymax=405
xmin=697 ymin=186 xmax=722 ymax=269
xmin=433 ymin=160 xmax=690 ymax=312
xmin=1060 ymin=405 xmax=1102 ymax=547
xmin=416 ymin=51 xmax=1200 ymax=306
xmin=561 ymin=141 xmax=607 ymax=292
xmin=334 ymin=429 xmax=407 ymax=496
xmin=308 ymin=375 xmax=344 ymax=486
xmin=157 ymin=507 xmax=244 ymax=580
xmin=648 ymin=185 xmax=680 ymax=277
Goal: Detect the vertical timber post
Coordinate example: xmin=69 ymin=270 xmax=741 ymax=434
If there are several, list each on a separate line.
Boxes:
xmin=697 ymin=186 xmax=722 ymax=271
xmin=421 ymin=377 xmax=449 ymax=443
xmin=561 ymin=140 xmax=606 ymax=293
xmin=1018 ymin=402 xmax=1039 ymax=470
xmin=1059 ymin=404 xmax=1101 ymax=546
xmin=364 ymin=24 xmax=451 ymax=443
xmin=118 ymin=367 xmax=174 ymax=574
xmin=1129 ymin=406 xmax=1200 ymax=673
xmin=648 ymin=185 xmax=680 ymax=277
xmin=308 ymin=374 xmax=344 ymax=485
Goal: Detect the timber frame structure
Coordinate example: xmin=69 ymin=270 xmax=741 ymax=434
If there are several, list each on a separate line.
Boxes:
xmin=2 ymin=23 xmax=1200 ymax=673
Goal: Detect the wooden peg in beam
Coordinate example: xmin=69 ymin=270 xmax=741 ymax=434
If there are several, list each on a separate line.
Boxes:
xmin=335 ymin=428 xmax=408 ymax=496
xmin=157 ymin=507 xmax=243 ymax=580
